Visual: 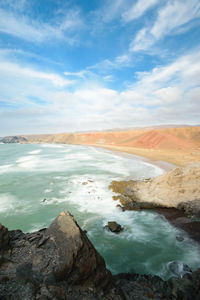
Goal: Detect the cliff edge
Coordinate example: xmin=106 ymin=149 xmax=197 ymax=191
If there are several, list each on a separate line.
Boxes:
xmin=0 ymin=212 xmax=122 ymax=299
xmin=0 ymin=212 xmax=200 ymax=299
xmin=110 ymin=164 xmax=200 ymax=210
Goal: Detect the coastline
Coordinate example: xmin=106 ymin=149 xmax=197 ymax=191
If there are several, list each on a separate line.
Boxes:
xmin=86 ymin=143 xmax=200 ymax=167
xmin=88 ymin=143 xmax=176 ymax=172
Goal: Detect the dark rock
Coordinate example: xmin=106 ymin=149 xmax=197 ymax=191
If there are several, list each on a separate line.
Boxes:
xmin=177 ymin=199 xmax=200 ymax=219
xmin=0 ymin=224 xmax=10 ymax=251
xmin=104 ymin=222 xmax=123 ymax=233
xmin=176 ymin=235 xmax=184 ymax=242
xmin=1 ymin=136 xmax=27 ymax=144
xmin=116 ymin=204 xmax=125 ymax=211
xmin=154 ymin=208 xmax=200 ymax=243
xmin=1 ymin=212 xmax=200 ymax=300
xmin=114 ymin=269 xmax=200 ymax=300
xmin=0 ymin=212 xmax=123 ymax=299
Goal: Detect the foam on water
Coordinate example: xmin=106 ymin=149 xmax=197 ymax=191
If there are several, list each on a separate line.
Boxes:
xmin=41 ymin=144 xmax=65 ymax=148
xmin=16 ymin=155 xmax=40 ymax=169
xmin=28 ymin=149 xmax=42 ymax=154
xmin=0 ymin=164 xmax=13 ymax=174
xmin=0 ymin=143 xmax=200 ymax=280
xmin=0 ymin=193 xmax=27 ymax=215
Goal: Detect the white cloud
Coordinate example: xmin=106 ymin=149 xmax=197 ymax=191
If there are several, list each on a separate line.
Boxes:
xmin=0 ymin=50 xmax=200 ymax=135
xmin=122 ymin=0 xmax=159 ymax=22
xmin=131 ymin=0 xmax=200 ymax=51
xmin=151 ymin=0 xmax=200 ymax=39
xmin=88 ymin=53 xmax=131 ymax=73
xmin=0 ymin=60 xmax=74 ymax=87
xmin=0 ymin=7 xmax=84 ymax=44
xmin=64 ymin=70 xmax=89 ymax=79
xmin=95 ymin=0 xmax=125 ymax=23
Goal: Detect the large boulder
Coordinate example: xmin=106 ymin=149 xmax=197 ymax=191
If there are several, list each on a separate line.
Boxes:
xmin=0 ymin=212 xmax=123 ymax=299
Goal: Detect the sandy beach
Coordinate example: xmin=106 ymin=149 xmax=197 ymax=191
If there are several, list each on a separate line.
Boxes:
xmin=90 ymin=144 xmax=176 ymax=172
xmin=88 ymin=143 xmax=200 ymax=168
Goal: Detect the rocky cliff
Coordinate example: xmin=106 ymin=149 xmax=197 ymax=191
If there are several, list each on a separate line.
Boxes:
xmin=1 ymin=136 xmax=27 ymax=143
xmin=110 ymin=164 xmax=200 ymax=209
xmin=0 ymin=211 xmax=200 ymax=299
xmin=109 ymin=164 xmax=200 ymax=242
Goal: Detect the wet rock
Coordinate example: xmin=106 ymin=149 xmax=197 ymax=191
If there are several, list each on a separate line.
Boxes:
xmin=176 ymin=235 xmax=184 ymax=242
xmin=177 ymin=199 xmax=200 ymax=219
xmin=0 ymin=224 xmax=10 ymax=250
xmin=82 ymin=182 xmax=88 ymax=185
xmin=104 ymin=222 xmax=123 ymax=233
xmin=116 ymin=204 xmax=125 ymax=212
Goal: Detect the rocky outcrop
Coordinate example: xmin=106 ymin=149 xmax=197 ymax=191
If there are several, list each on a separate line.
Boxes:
xmin=0 ymin=212 xmax=122 ymax=299
xmin=1 ymin=212 xmax=200 ymax=299
xmin=109 ymin=165 xmax=200 ymax=210
xmin=109 ymin=165 xmax=200 ymax=242
xmin=1 ymin=136 xmax=27 ymax=143
xmin=114 ymin=269 xmax=200 ymax=300
xmin=104 ymin=222 xmax=123 ymax=233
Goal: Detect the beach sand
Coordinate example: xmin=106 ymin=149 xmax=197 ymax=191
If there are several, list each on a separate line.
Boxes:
xmin=88 ymin=144 xmax=200 ymax=168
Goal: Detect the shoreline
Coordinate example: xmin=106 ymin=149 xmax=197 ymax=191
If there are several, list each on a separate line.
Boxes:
xmin=86 ymin=143 xmax=200 ymax=167
xmin=88 ymin=143 xmax=176 ymax=172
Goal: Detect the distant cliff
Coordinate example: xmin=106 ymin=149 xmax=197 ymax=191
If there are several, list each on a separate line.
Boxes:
xmin=1 ymin=136 xmax=28 ymax=143
xmin=2 ymin=125 xmax=200 ymax=165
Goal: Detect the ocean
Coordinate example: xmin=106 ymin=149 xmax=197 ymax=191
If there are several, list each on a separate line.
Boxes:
xmin=0 ymin=143 xmax=200 ymax=279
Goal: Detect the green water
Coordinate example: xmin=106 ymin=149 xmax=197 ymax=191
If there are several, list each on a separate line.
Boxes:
xmin=0 ymin=143 xmax=200 ymax=279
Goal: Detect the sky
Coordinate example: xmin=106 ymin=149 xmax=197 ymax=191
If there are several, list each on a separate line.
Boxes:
xmin=0 ymin=0 xmax=200 ymax=136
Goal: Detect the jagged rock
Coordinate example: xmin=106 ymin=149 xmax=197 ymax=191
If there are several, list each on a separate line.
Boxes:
xmin=104 ymin=222 xmax=123 ymax=233
xmin=114 ymin=270 xmax=200 ymax=300
xmin=1 ymin=212 xmax=200 ymax=299
xmin=0 ymin=224 xmax=10 ymax=251
xmin=0 ymin=212 xmax=123 ymax=299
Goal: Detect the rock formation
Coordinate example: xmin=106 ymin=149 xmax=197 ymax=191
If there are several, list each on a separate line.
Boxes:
xmin=109 ymin=165 xmax=200 ymax=242
xmin=109 ymin=164 xmax=200 ymax=210
xmin=1 ymin=136 xmax=27 ymax=143
xmin=0 ymin=212 xmax=122 ymax=299
xmin=0 ymin=212 xmax=200 ymax=299
xmin=104 ymin=222 xmax=123 ymax=233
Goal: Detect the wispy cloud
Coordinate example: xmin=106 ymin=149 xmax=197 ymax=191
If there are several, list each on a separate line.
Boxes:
xmin=88 ymin=53 xmax=131 ymax=74
xmin=131 ymin=0 xmax=200 ymax=51
xmin=0 ymin=7 xmax=84 ymax=44
xmin=0 ymin=60 xmax=73 ymax=87
xmin=122 ymin=0 xmax=159 ymax=22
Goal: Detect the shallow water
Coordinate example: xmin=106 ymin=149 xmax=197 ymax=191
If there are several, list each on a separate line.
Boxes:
xmin=0 ymin=143 xmax=199 ymax=279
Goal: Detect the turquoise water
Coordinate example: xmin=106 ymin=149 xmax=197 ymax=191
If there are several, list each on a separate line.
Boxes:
xmin=0 ymin=143 xmax=200 ymax=279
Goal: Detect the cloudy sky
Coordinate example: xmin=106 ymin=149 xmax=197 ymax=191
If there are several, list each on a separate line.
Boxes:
xmin=0 ymin=0 xmax=200 ymax=135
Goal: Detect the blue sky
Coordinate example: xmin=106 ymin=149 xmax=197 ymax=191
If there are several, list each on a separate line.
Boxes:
xmin=0 ymin=0 xmax=200 ymax=135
